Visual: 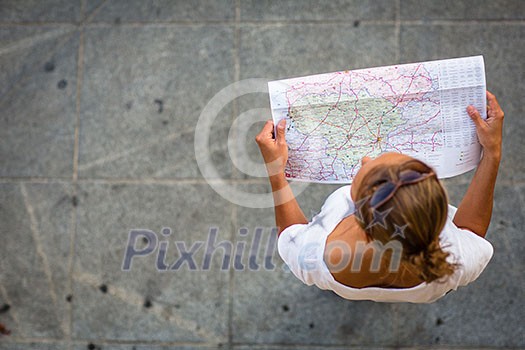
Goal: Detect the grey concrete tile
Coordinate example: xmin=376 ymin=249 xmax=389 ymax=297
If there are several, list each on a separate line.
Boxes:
xmin=240 ymin=24 xmax=397 ymax=80
xmin=78 ymin=26 xmax=234 ymax=179
xmin=232 ymin=184 xmax=397 ymax=346
xmin=395 ymin=183 xmax=524 ymax=348
xmin=0 ymin=343 xmax=67 ymax=350
xmin=240 ymin=0 xmax=395 ymax=21
xmin=0 ymin=183 xmax=73 ymax=338
xmin=90 ymin=0 xmax=235 ymax=22
xmin=439 ymin=170 xmax=474 ymax=187
xmin=230 ymin=91 xmax=286 ymax=181
xmin=440 ymin=181 xmax=469 ymax=208
xmin=0 ymin=0 xmax=80 ymax=22
xmin=234 ymin=180 xmax=343 ymax=219
xmin=395 ymin=260 xmax=523 ymax=347
xmin=445 ymin=182 xmax=524 ymax=270
xmin=72 ymin=183 xmax=233 ymax=342
xmin=490 ymin=184 xmax=525 ymax=273
xmin=400 ymin=25 xmax=525 ymax=181
xmin=401 ymin=0 xmax=525 ymax=20
xmin=295 ymin=183 xmax=345 ymax=221
xmin=0 ymin=27 xmax=78 ymax=177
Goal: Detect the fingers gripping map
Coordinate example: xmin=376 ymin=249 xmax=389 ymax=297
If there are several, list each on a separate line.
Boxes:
xmin=268 ymin=56 xmax=486 ymax=183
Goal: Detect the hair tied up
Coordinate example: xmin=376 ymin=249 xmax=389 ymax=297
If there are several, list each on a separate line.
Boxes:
xmin=406 ymin=239 xmax=456 ymax=284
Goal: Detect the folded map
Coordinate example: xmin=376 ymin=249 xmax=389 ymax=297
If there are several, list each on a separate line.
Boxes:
xmin=268 ymin=55 xmax=486 ymax=183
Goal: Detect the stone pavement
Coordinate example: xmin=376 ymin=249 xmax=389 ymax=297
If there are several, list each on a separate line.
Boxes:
xmin=0 ymin=1 xmax=524 ymax=349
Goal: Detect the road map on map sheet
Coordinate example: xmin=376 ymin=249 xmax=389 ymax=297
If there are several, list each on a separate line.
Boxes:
xmin=268 ymin=55 xmax=486 ymax=183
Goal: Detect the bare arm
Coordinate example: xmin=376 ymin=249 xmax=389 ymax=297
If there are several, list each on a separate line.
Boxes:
xmin=453 ymin=91 xmax=504 ymax=237
xmin=269 ymin=173 xmax=308 ymax=235
xmin=255 ymin=119 xmax=308 ymax=236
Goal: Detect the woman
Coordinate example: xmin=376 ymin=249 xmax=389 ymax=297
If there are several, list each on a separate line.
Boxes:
xmin=255 ymin=91 xmax=504 ymax=303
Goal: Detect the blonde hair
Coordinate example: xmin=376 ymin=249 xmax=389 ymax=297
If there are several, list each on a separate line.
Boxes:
xmin=354 ymin=159 xmax=459 ymax=284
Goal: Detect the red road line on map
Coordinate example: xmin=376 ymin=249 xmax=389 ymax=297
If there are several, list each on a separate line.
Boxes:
xmin=285 ymin=64 xmax=438 ymax=179
xmin=295 ymin=80 xmax=344 ymax=149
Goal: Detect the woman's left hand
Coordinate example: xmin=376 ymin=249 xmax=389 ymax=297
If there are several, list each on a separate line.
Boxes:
xmin=255 ymin=119 xmax=288 ymax=177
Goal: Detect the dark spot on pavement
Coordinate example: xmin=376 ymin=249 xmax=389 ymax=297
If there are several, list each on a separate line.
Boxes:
xmin=0 ymin=304 xmax=10 ymax=314
xmin=436 ymin=317 xmax=444 ymax=326
xmin=87 ymin=343 xmax=95 ymax=350
xmin=72 ymin=196 xmax=78 ymax=207
xmin=174 ymin=304 xmax=181 ymax=309
xmin=282 ymin=305 xmax=289 ymax=312
xmin=162 ymin=120 xmax=169 ymax=125
xmin=99 ymin=284 xmax=108 ymax=294
xmin=0 ymin=323 xmax=10 ymax=336
xmin=154 ymin=99 xmax=164 ymax=113
xmin=125 ymin=101 xmax=133 ymax=110
xmin=142 ymin=237 xmax=149 ymax=244
xmin=114 ymin=17 xmax=121 ymax=25
xmin=144 ymin=299 xmax=153 ymax=308
xmin=66 ymin=295 xmax=73 ymax=303
xmin=57 ymin=79 xmax=67 ymax=89
xmin=44 ymin=61 xmax=55 ymax=72
xmin=309 ymin=322 xmax=315 ymax=329
xmin=353 ymin=20 xmax=360 ymax=27
xmin=435 ymin=336 xmax=440 ymax=343
xmin=111 ymin=184 xmax=125 ymax=192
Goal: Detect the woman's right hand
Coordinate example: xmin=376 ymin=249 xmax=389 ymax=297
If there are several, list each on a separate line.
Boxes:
xmin=466 ymin=90 xmax=504 ymax=159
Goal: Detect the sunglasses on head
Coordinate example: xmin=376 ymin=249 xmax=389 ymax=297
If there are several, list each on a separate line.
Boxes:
xmin=368 ymin=161 xmax=436 ymax=209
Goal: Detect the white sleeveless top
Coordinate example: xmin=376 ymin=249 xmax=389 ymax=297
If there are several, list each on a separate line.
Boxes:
xmin=277 ymin=185 xmax=494 ymax=303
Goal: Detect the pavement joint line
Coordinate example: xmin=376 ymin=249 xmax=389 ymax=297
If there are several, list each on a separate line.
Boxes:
xmin=0 ymin=284 xmax=24 ymax=338
xmin=80 ymin=0 xmax=86 ymax=22
xmin=394 ymin=0 xmax=401 ymax=63
xmin=65 ymin=4 xmax=86 ymax=347
xmin=229 ymin=343 xmax=525 ymax=349
xmin=150 ymin=161 xmax=192 ymax=178
xmin=0 ymin=177 xmax=273 ymax=184
xmin=0 ymin=19 xmax=524 ymax=27
xmin=0 ymin=339 xmax=519 ymax=350
xmin=228 ymin=2 xmax=241 ymax=346
xmin=0 ymin=338 xmax=220 ymax=347
xmin=229 ymin=0 xmax=240 ymax=179
xmin=66 ymin=185 xmax=77 ymax=345
xmin=72 ymin=31 xmax=83 ymax=182
xmin=19 ymin=183 xmax=64 ymax=335
xmin=2 ymin=177 xmax=522 ymax=186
